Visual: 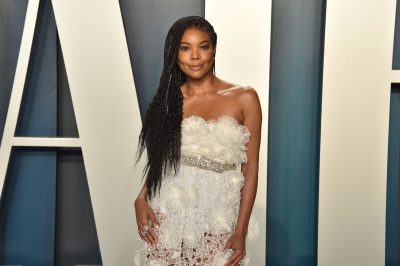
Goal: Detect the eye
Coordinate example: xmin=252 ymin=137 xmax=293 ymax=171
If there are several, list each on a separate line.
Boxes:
xmin=201 ymin=45 xmax=209 ymax=50
xmin=179 ymin=46 xmax=189 ymax=51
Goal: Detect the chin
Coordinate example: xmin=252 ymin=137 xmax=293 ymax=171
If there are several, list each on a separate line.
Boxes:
xmin=183 ymin=69 xmax=213 ymax=80
xmin=186 ymin=73 xmax=206 ymax=79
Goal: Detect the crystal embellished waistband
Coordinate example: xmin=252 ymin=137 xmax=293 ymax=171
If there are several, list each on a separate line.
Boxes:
xmin=180 ymin=155 xmax=237 ymax=173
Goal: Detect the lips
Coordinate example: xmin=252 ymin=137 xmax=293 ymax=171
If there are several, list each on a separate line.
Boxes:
xmin=189 ymin=64 xmax=204 ymax=71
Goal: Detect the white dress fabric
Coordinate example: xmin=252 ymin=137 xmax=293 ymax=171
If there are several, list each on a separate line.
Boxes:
xmin=134 ymin=115 xmax=259 ymax=266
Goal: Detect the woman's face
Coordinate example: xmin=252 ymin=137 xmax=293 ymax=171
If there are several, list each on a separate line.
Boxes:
xmin=177 ymin=27 xmax=215 ymax=81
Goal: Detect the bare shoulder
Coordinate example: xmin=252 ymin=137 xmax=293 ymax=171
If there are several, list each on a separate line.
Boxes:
xmin=222 ymin=85 xmax=261 ymax=123
xmin=233 ymin=86 xmax=262 ymax=125
xmin=228 ymin=86 xmax=260 ymax=108
xmin=236 ymin=86 xmax=259 ymax=102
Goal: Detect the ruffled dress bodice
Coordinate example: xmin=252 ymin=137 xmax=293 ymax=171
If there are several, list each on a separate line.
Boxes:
xmin=181 ymin=115 xmax=250 ymax=165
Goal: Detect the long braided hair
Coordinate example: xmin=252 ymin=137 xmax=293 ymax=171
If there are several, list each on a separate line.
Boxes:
xmin=136 ymin=16 xmax=218 ymax=198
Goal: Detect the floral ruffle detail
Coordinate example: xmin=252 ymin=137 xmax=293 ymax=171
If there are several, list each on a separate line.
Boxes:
xmin=135 ymin=164 xmax=259 ymax=265
xmin=134 ymin=115 xmax=258 ymax=265
xmin=181 ymin=115 xmax=250 ymax=165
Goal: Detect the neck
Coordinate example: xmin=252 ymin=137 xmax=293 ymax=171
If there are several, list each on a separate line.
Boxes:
xmin=184 ymin=73 xmax=218 ymax=95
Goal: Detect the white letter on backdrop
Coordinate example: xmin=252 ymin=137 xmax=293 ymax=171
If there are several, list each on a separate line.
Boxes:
xmin=0 ymin=0 xmax=144 ymax=265
xmin=319 ymin=0 xmax=400 ymax=265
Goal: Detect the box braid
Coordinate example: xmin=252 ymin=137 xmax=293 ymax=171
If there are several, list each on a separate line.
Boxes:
xmin=136 ymin=16 xmax=217 ymax=198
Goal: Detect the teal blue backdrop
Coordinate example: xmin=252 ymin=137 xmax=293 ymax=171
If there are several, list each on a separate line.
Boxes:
xmin=1 ymin=0 xmax=399 ymax=265
xmin=0 ymin=1 xmax=57 ymax=265
xmin=267 ymin=1 xmax=325 ymax=265
xmin=386 ymin=85 xmax=400 ymax=266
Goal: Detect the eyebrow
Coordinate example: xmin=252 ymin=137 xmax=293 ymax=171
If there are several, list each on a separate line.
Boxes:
xmin=179 ymin=40 xmax=210 ymax=45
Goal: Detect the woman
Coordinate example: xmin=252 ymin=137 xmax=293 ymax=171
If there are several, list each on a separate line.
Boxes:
xmin=134 ymin=16 xmax=261 ymax=266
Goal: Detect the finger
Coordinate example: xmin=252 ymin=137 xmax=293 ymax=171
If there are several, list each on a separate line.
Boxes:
xmin=146 ymin=226 xmax=158 ymax=244
xmin=144 ymin=231 xmax=155 ymax=245
xmin=231 ymin=253 xmax=245 ymax=266
xmin=138 ymin=229 xmax=145 ymax=240
xmin=223 ymin=240 xmax=232 ymax=251
xmin=148 ymin=208 xmax=160 ymax=228
xmin=142 ymin=219 xmax=158 ymax=243
xmin=225 ymin=250 xmax=243 ymax=266
xmin=138 ymin=228 xmax=151 ymax=244
xmin=138 ymin=225 xmax=149 ymax=242
xmin=139 ymin=221 xmax=155 ymax=245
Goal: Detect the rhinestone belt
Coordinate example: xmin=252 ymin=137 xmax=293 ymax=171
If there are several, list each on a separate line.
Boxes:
xmin=180 ymin=155 xmax=237 ymax=173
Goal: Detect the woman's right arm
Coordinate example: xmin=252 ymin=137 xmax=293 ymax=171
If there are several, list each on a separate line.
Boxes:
xmin=135 ymin=183 xmax=159 ymax=245
xmin=136 ymin=182 xmax=148 ymax=201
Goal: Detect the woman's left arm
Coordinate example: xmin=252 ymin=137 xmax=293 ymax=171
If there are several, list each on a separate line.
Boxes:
xmin=224 ymin=87 xmax=262 ymax=265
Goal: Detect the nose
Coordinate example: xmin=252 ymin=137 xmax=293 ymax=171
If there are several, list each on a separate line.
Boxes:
xmin=190 ymin=48 xmax=200 ymax=60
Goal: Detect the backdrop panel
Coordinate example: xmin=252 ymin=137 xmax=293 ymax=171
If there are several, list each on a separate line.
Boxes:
xmin=0 ymin=0 xmax=28 ymax=146
xmin=319 ymin=0 xmax=399 ymax=265
xmin=267 ymin=0 xmax=326 ymax=265
xmin=0 ymin=0 xmax=57 ymax=265
xmin=386 ymin=1 xmax=400 ymax=263
xmin=55 ymin=149 xmax=101 ymax=266
xmin=386 ymin=86 xmax=400 ymax=266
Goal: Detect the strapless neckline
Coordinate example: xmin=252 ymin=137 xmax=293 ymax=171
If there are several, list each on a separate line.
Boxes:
xmin=182 ymin=114 xmax=250 ymax=133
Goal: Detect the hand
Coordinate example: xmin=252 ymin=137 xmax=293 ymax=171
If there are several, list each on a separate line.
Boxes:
xmin=223 ymin=231 xmax=246 ymax=266
xmin=134 ymin=197 xmax=159 ymax=246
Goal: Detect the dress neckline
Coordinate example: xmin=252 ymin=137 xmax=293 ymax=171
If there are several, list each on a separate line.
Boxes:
xmin=182 ymin=114 xmax=250 ymax=133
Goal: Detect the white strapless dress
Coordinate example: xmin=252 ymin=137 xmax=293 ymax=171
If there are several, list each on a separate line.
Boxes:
xmin=134 ymin=115 xmax=259 ymax=266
